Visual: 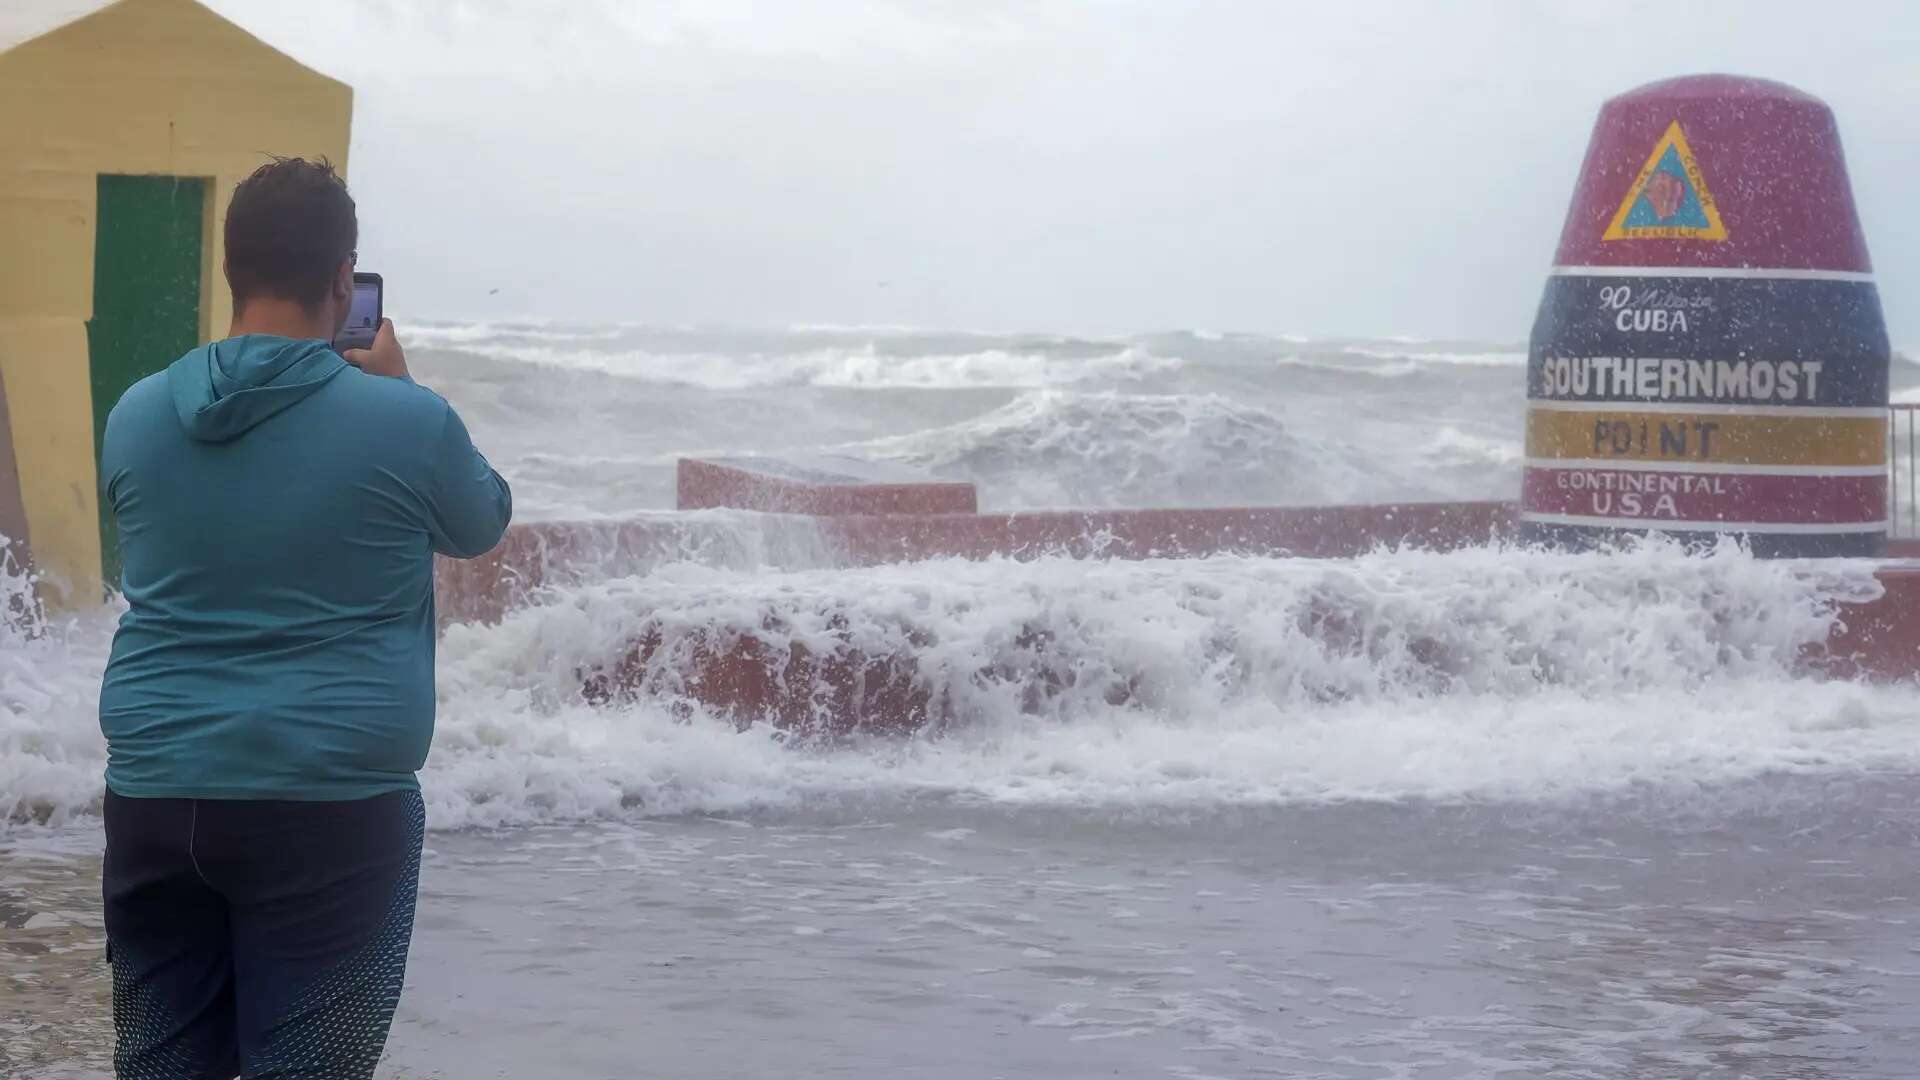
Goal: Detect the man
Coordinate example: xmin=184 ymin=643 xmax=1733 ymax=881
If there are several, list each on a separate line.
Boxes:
xmin=96 ymin=158 xmax=512 ymax=1079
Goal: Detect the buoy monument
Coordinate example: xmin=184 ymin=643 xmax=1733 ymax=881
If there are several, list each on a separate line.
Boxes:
xmin=1520 ymin=75 xmax=1891 ymax=557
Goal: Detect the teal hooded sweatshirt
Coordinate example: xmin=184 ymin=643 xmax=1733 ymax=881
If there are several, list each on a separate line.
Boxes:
xmin=98 ymin=335 xmax=512 ymax=800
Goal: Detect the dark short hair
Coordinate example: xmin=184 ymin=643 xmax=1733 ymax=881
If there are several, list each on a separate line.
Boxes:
xmin=223 ymin=157 xmax=357 ymax=308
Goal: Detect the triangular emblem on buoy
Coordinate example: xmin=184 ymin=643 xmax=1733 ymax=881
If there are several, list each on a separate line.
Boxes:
xmin=1603 ymin=120 xmax=1728 ymax=241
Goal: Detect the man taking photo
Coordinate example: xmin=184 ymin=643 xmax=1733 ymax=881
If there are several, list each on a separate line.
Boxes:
xmin=95 ymin=158 xmax=512 ymax=1079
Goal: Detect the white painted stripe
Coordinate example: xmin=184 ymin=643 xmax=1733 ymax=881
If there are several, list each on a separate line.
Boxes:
xmin=1527 ymin=400 xmax=1887 ymax=419
xmin=1550 ymin=265 xmax=1875 ymax=283
xmin=1520 ymin=512 xmax=1887 ymax=535
xmin=1524 ymin=458 xmax=1888 ymax=478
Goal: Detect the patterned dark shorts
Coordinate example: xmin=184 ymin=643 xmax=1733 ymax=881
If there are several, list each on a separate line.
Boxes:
xmin=102 ymin=789 xmax=425 ymax=1080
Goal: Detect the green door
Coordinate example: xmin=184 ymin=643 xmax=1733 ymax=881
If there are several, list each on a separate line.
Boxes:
xmin=87 ymin=174 xmax=205 ymax=588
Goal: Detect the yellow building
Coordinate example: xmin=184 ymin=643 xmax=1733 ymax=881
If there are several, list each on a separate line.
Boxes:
xmin=0 ymin=0 xmax=352 ymax=606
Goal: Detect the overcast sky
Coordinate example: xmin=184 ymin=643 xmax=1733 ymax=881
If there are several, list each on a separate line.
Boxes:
xmin=212 ymin=0 xmax=1919 ymax=341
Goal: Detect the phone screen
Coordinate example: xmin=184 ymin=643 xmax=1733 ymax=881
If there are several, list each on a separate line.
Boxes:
xmin=334 ymin=273 xmax=383 ymax=351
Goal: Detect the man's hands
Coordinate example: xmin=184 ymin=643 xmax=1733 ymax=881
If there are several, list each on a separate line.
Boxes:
xmin=342 ymin=319 xmax=410 ymax=379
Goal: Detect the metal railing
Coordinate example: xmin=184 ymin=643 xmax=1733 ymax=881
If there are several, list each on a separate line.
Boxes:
xmin=1892 ymin=405 xmax=1920 ymax=539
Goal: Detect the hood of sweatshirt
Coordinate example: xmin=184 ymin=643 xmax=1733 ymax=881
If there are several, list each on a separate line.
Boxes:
xmin=167 ymin=334 xmax=348 ymax=443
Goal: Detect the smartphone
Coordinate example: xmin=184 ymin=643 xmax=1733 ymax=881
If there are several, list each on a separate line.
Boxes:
xmin=333 ymin=272 xmax=383 ymax=352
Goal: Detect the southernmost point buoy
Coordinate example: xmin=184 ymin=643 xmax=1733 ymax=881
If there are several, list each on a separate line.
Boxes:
xmin=1521 ymin=75 xmax=1890 ymax=557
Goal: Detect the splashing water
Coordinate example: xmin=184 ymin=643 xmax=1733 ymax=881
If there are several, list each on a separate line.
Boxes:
xmin=409 ymin=542 xmax=1918 ymax=829
xmin=0 ymin=541 xmax=117 ymax=826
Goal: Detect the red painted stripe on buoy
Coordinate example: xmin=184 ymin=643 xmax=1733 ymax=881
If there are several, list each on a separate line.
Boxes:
xmin=1521 ymin=467 xmax=1885 ymax=525
xmin=1552 ymin=75 xmax=1872 ymax=273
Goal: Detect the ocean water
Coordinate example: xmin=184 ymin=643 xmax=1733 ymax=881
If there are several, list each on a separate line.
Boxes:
xmin=405 ymin=324 xmax=1531 ymax=519
xmin=5 ymin=326 xmax=1920 ymax=1078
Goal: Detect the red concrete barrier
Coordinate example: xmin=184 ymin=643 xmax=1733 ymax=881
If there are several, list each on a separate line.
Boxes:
xmin=440 ymin=500 xmax=1519 ymax=627
xmin=434 ymin=520 xmax=682 ymax=627
xmin=820 ymin=501 xmax=1515 ymax=563
xmin=670 ymin=456 xmax=1514 ymax=561
xmin=433 ymin=514 xmax=833 ymax=627
xmin=580 ymin=623 xmax=940 ymax=737
xmin=452 ymin=498 xmax=1522 ymax=732
xmin=577 ymin=568 xmax=1920 ymax=736
xmin=1805 ymin=569 xmax=1920 ymax=682
xmin=437 ymin=448 xmax=1917 ymax=732
xmin=677 ymin=457 xmax=977 ymax=516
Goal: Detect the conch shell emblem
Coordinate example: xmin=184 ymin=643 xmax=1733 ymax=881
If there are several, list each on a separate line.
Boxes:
xmin=1643 ymin=171 xmax=1685 ymax=221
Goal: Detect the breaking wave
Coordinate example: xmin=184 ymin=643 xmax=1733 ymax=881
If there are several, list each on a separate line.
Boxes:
xmin=847 ymin=390 xmax=1380 ymax=509
xmin=433 ymin=340 xmax=1178 ymax=391
xmin=410 ymin=543 xmax=1914 ymax=827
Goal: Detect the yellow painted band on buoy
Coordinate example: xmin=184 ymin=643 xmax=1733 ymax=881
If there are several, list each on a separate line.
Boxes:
xmin=1525 ymin=407 xmax=1885 ymax=467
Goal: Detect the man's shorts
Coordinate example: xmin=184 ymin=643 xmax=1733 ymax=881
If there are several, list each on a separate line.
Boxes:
xmin=102 ymin=788 xmax=425 ymax=1080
